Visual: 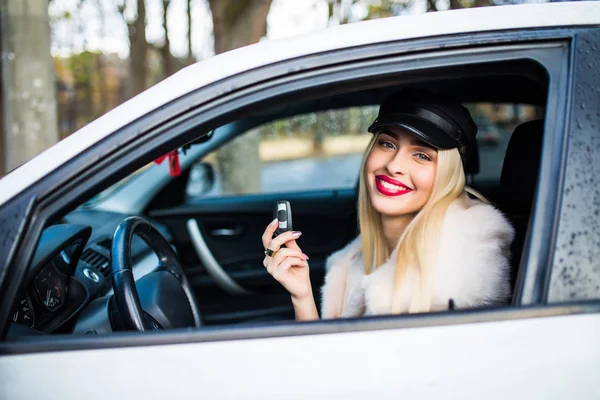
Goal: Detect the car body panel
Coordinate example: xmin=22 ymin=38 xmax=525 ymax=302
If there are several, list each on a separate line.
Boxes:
xmin=1 ymin=311 xmax=599 ymax=399
xmin=0 ymin=2 xmax=599 ymax=207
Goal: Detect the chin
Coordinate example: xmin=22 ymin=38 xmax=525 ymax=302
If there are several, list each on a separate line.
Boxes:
xmin=370 ymin=194 xmax=415 ymax=217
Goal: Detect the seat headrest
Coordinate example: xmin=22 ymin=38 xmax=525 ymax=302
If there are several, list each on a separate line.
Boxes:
xmin=500 ymin=119 xmax=544 ymax=213
xmin=464 ymin=139 xmax=479 ymax=175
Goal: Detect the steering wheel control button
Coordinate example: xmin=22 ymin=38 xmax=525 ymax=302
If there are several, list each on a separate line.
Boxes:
xmin=83 ymin=268 xmax=100 ymax=283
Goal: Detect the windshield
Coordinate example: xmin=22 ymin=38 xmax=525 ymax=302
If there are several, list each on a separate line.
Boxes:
xmin=79 ymin=163 xmax=154 ymax=208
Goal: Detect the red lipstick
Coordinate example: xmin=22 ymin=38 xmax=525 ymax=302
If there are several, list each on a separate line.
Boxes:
xmin=375 ymin=175 xmax=413 ymax=197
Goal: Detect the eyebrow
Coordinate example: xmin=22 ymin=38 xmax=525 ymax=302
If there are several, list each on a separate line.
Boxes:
xmin=379 ymin=129 xmax=437 ymax=151
xmin=412 ymin=139 xmax=437 ymax=151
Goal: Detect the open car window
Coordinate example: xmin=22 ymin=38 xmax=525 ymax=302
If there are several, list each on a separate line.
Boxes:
xmin=183 ymin=102 xmax=541 ymax=201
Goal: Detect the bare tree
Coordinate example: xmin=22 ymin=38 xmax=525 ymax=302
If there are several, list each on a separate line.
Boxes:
xmin=186 ymin=0 xmax=194 ymax=65
xmin=118 ymin=0 xmax=149 ymax=97
xmin=427 ymin=0 xmax=439 ymax=11
xmin=209 ymin=0 xmax=272 ymax=54
xmin=207 ymin=0 xmax=272 ymax=195
xmin=472 ymin=0 xmax=492 ymax=7
xmin=450 ymin=0 xmax=463 ymax=9
xmin=160 ymin=0 xmax=174 ymax=77
xmin=0 ymin=0 xmax=60 ymax=175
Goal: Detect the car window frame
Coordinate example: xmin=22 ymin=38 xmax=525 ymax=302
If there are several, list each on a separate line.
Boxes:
xmin=547 ymin=28 xmax=600 ymax=303
xmin=0 ymin=29 xmax=581 ymax=346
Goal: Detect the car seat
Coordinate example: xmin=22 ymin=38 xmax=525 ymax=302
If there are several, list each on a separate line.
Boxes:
xmin=499 ymin=119 xmax=544 ymax=299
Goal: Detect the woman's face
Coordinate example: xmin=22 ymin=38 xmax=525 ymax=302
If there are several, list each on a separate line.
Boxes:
xmin=365 ymin=127 xmax=438 ymax=218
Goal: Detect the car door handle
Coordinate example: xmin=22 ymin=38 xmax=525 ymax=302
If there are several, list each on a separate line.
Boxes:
xmin=211 ymin=227 xmax=243 ymax=237
xmin=187 ymin=220 xmax=250 ymax=295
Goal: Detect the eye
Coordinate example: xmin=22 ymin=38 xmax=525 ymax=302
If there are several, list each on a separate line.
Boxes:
xmin=414 ymin=152 xmax=432 ymax=162
xmin=378 ymin=140 xmax=396 ymax=150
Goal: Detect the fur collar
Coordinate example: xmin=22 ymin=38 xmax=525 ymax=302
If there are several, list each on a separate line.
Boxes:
xmin=320 ymin=194 xmax=514 ymax=318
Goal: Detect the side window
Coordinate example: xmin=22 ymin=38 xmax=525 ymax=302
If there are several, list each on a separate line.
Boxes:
xmin=186 ymin=107 xmax=378 ymax=198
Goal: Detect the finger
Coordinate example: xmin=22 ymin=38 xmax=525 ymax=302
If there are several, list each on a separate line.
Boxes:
xmin=261 ymin=219 xmax=279 ymax=249
xmin=271 ymin=248 xmax=308 ymax=266
xmin=263 ymin=248 xmax=308 ymax=268
xmin=284 ymin=238 xmax=302 ymax=252
xmin=272 ymin=257 xmax=308 ymax=279
xmin=268 ymin=249 xmax=306 ymax=274
xmin=267 ymin=249 xmax=308 ymax=275
xmin=267 ymin=259 xmax=275 ymax=274
xmin=267 ymin=230 xmax=302 ymax=252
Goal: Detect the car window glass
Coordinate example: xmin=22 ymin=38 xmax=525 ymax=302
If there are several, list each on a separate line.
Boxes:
xmin=185 ymin=103 xmax=539 ymax=199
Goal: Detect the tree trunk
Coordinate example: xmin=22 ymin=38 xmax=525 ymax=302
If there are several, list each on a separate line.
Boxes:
xmin=209 ymin=0 xmax=272 ymax=53
xmin=208 ymin=0 xmax=272 ymax=195
xmin=427 ymin=0 xmax=439 ymax=12
xmin=472 ymin=0 xmax=491 ymax=7
xmin=129 ymin=0 xmax=148 ymax=96
xmin=449 ymin=0 xmax=463 ymax=9
xmin=161 ymin=0 xmax=174 ymax=77
xmin=186 ymin=0 xmax=194 ymax=65
xmin=0 ymin=0 xmax=60 ymax=175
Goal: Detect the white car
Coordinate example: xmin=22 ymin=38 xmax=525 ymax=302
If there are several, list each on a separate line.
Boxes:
xmin=1 ymin=3 xmax=600 ymax=398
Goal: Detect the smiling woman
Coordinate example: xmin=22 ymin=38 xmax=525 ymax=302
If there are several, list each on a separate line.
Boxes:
xmin=262 ymin=89 xmax=514 ymax=320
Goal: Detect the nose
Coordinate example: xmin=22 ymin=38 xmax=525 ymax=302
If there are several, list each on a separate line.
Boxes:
xmin=385 ymin=148 xmax=408 ymax=176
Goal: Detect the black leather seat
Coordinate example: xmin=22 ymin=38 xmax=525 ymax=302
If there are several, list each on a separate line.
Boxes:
xmin=499 ymin=119 xmax=544 ymax=294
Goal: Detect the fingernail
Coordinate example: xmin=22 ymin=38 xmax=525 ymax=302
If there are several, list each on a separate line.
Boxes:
xmin=302 ymin=253 xmax=310 ymax=260
xmin=292 ymin=231 xmax=302 ymax=238
xmin=270 ymin=218 xmax=278 ymax=226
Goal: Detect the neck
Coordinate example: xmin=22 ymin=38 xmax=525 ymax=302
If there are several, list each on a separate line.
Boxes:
xmin=382 ymin=213 xmax=416 ymax=252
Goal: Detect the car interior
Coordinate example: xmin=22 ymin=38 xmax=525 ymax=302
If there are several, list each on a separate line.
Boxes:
xmin=6 ymin=59 xmax=549 ymax=338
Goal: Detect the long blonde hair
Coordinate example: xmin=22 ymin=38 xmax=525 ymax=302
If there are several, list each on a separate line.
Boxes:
xmin=358 ymin=134 xmax=483 ymax=313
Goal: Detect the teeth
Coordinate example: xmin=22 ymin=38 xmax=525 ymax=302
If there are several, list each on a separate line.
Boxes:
xmin=378 ymin=178 xmax=409 ymax=191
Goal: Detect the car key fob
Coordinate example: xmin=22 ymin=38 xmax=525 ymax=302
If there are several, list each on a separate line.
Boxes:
xmin=273 ymin=200 xmax=292 ymax=237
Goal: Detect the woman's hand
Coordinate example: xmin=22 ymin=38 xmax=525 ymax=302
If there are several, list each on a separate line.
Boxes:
xmin=262 ymin=219 xmax=312 ymax=300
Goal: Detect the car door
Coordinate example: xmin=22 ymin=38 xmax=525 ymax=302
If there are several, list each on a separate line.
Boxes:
xmin=1 ymin=16 xmax=599 ymax=399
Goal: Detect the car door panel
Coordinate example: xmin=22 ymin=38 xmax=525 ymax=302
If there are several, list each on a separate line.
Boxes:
xmin=149 ymin=189 xmax=357 ymax=324
xmin=3 ymin=311 xmax=598 ymax=399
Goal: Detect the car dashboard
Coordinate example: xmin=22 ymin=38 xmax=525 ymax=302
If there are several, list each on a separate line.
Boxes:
xmin=8 ymin=211 xmax=171 ymax=338
xmin=13 ymin=255 xmax=71 ymax=330
xmin=9 ymin=224 xmax=93 ymax=336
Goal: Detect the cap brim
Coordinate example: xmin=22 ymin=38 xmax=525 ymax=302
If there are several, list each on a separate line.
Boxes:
xmin=368 ymin=114 xmax=458 ymax=150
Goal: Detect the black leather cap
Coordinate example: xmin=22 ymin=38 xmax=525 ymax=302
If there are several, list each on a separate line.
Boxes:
xmin=368 ymin=89 xmax=478 ymax=162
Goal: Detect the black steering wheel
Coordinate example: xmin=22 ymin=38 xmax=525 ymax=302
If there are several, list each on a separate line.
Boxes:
xmin=111 ymin=216 xmax=202 ymax=331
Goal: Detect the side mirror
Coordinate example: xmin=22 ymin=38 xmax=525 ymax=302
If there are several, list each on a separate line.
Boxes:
xmin=187 ymin=162 xmax=216 ymax=197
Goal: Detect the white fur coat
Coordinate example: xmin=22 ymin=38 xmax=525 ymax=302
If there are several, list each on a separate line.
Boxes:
xmin=320 ymin=194 xmax=514 ymax=318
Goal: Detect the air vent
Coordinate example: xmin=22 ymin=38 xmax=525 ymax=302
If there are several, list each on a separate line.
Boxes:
xmin=81 ymin=249 xmax=110 ymax=277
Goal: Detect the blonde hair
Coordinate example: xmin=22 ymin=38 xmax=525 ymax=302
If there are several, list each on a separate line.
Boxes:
xmin=357 ymin=134 xmax=485 ymax=314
